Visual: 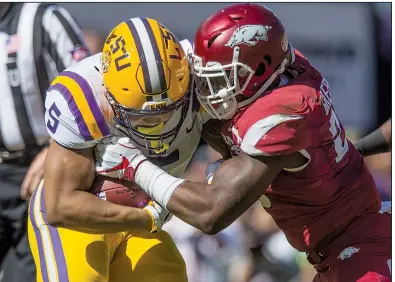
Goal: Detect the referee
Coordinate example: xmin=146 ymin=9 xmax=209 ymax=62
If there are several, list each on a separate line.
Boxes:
xmin=0 ymin=3 xmax=89 ymax=282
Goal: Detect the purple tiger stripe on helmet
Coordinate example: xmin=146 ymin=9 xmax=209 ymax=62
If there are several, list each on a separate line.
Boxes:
xmin=141 ymin=18 xmax=167 ymax=92
xmin=126 ymin=19 xmax=152 ymax=94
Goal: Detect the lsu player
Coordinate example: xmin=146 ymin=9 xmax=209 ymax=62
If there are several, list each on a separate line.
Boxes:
xmin=96 ymin=4 xmax=391 ymax=282
xmin=27 ymin=17 xmax=202 ymax=282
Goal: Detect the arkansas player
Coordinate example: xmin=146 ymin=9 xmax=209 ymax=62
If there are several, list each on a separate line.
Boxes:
xmin=95 ymin=4 xmax=391 ymax=281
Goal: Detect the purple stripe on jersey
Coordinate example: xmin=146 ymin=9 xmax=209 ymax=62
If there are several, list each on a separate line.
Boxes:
xmin=40 ymin=188 xmax=69 ymax=282
xmin=126 ymin=19 xmax=152 ymax=93
xmin=141 ymin=18 xmax=167 ymax=92
xmin=29 ymin=190 xmax=50 ymax=282
xmin=62 ymin=71 xmax=110 ymax=137
xmin=48 ymin=83 xmax=93 ymax=141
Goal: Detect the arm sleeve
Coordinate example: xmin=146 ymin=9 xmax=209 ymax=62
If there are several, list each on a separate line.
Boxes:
xmin=240 ymin=114 xmax=312 ymax=156
xmin=354 ymin=119 xmax=391 ymax=156
xmin=45 ymin=88 xmax=99 ymax=149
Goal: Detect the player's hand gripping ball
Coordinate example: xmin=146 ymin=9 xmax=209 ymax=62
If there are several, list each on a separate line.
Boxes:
xmin=89 ymin=175 xmax=151 ymax=208
xmin=89 ymin=175 xmax=172 ymax=232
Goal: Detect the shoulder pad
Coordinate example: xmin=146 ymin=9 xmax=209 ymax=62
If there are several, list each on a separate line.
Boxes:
xmin=45 ymin=69 xmax=111 ymax=149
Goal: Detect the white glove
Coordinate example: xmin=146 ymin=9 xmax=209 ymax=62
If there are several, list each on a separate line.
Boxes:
xmin=97 ymin=137 xmax=184 ymax=210
xmin=95 ymin=137 xmax=147 ymax=181
xmin=144 ymin=201 xmax=173 ymax=232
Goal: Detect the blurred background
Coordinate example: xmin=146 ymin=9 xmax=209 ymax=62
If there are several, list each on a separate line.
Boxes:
xmin=62 ymin=3 xmax=391 ymax=282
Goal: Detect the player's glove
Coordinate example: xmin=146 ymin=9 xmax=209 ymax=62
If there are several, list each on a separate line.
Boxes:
xmin=144 ymin=201 xmax=173 ymax=233
xmin=205 ymin=159 xmax=224 ymax=184
xmin=95 ymin=137 xmax=147 ymax=182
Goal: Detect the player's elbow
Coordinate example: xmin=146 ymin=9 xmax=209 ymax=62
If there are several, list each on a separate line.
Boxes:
xmin=45 ymin=205 xmax=66 ymax=227
xmin=198 ymin=210 xmax=224 ymax=235
xmin=199 ymin=218 xmax=223 ymax=235
xmin=196 ymin=191 xmax=226 ymax=235
xmin=45 ymin=196 xmax=70 ymax=227
xmin=46 ymin=215 xmax=64 ymax=227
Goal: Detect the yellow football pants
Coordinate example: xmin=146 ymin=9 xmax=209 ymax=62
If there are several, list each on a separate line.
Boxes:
xmin=27 ymin=184 xmax=187 ymax=282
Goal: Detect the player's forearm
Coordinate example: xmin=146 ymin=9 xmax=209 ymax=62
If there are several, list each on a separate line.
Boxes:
xmin=354 ymin=118 xmax=391 ymax=156
xmin=381 ymin=118 xmax=391 ymax=145
xmin=47 ymin=190 xmax=152 ymax=234
xmin=169 ymin=154 xmax=274 ymax=233
xmin=137 ymin=153 xmax=282 ymax=234
xmin=168 ymin=179 xmax=248 ymax=234
xmin=166 ymin=181 xmax=215 ymax=233
xmin=44 ymin=144 xmax=152 ymax=233
xmin=135 ymin=161 xmax=221 ymax=233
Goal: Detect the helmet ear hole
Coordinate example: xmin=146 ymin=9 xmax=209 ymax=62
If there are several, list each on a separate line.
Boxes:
xmin=264 ymin=55 xmax=272 ymax=66
xmin=255 ymin=54 xmax=272 ymax=76
xmin=255 ymin=62 xmax=266 ymax=76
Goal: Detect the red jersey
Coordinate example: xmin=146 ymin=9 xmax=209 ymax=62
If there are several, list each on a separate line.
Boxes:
xmin=221 ymin=50 xmax=381 ymax=252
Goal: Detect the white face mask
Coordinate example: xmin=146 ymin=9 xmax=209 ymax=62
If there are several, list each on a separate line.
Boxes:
xmin=194 ymin=76 xmax=239 ymax=120
xmin=192 ymin=46 xmax=254 ymax=120
xmin=106 ymin=89 xmax=190 ymax=153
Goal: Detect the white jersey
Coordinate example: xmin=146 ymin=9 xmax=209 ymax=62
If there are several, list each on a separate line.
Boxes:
xmin=45 ymin=45 xmax=206 ymax=177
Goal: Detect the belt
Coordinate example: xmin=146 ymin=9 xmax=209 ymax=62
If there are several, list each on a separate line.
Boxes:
xmin=306 ymin=219 xmax=355 ymax=272
xmin=0 ymin=147 xmax=43 ymax=165
xmin=0 ymin=150 xmax=24 ymax=162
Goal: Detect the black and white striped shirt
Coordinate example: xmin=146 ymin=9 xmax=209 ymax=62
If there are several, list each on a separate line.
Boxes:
xmin=0 ymin=3 xmax=89 ymax=152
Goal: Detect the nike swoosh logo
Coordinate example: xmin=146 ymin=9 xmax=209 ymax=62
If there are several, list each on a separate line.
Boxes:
xmin=186 ymin=115 xmax=197 ymax=133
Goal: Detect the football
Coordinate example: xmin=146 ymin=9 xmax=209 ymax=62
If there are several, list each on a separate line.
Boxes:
xmin=89 ymin=175 xmax=151 ymax=208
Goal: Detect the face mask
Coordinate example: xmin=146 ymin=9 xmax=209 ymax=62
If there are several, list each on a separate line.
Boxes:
xmin=137 ymin=122 xmax=169 ymax=153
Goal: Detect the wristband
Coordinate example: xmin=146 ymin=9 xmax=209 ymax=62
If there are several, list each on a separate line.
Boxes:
xmin=143 ymin=204 xmax=161 ymax=233
xmin=123 ymin=154 xmax=147 ymax=181
xmin=354 ymin=128 xmax=390 ymax=157
xmin=135 ymin=160 xmax=185 ymax=209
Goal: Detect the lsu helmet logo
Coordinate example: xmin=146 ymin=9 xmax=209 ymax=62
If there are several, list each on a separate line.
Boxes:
xmin=225 ymin=25 xmax=272 ymax=48
xmin=102 ymin=50 xmax=111 ymax=73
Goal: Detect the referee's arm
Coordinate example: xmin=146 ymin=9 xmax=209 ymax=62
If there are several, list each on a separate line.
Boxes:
xmin=37 ymin=4 xmax=90 ymax=95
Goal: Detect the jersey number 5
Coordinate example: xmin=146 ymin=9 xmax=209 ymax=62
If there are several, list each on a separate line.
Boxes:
xmin=47 ymin=103 xmax=61 ymax=134
xmin=320 ymin=78 xmax=348 ymax=163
